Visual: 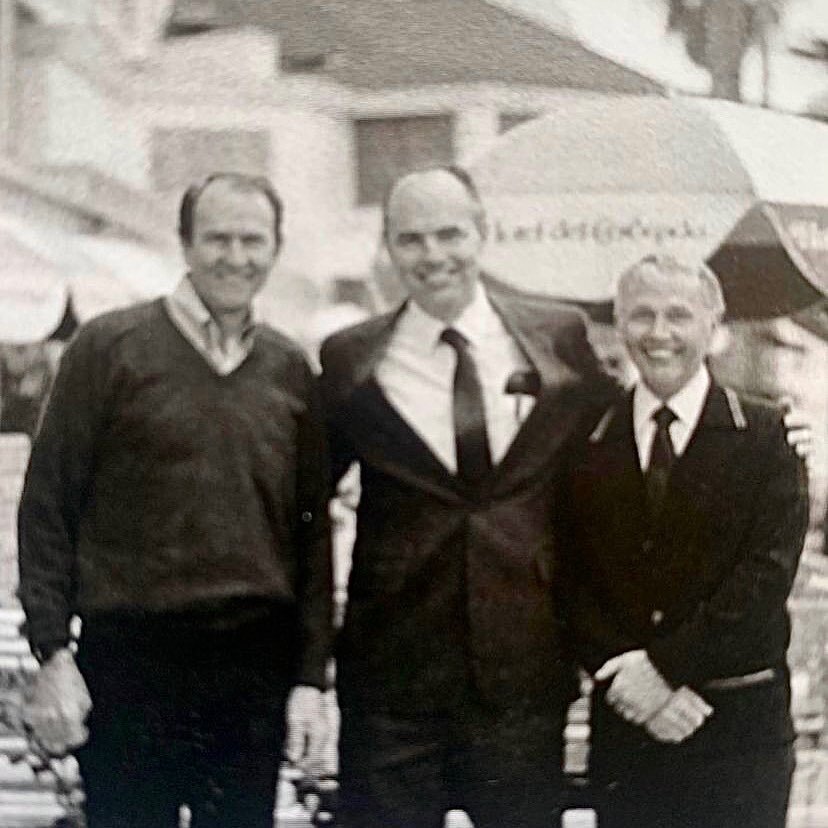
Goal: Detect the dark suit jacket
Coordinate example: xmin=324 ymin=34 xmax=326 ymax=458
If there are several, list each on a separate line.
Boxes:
xmin=320 ymin=276 xmax=614 ymax=714
xmin=557 ymin=381 xmax=809 ymax=764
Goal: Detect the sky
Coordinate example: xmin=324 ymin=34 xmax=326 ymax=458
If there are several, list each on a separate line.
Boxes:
xmin=494 ymin=0 xmax=828 ymax=113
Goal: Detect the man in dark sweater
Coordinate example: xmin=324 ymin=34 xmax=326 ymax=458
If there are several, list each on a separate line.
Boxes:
xmin=17 ymin=173 xmax=333 ymax=828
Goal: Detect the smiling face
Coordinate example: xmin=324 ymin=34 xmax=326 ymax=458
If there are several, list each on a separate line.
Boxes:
xmin=384 ymin=169 xmax=484 ymax=323
xmin=182 ymin=179 xmax=279 ymax=318
xmin=617 ymin=266 xmax=721 ymax=400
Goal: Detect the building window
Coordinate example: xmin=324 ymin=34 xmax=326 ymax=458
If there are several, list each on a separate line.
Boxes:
xmin=281 ymin=52 xmax=327 ymax=73
xmin=354 ymin=115 xmax=454 ymax=206
xmin=499 ymin=111 xmax=540 ymax=134
xmin=151 ymin=128 xmax=271 ymax=193
xmin=167 ymin=0 xmax=219 ymax=34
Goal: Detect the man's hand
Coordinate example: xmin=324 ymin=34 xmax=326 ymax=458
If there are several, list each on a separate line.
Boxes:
xmin=284 ymin=685 xmax=329 ymax=777
xmin=781 ymin=400 xmax=813 ymax=462
xmin=23 ymin=649 xmax=91 ymax=756
xmin=644 ymin=686 xmax=713 ymax=744
xmin=596 ymin=649 xmax=673 ymax=725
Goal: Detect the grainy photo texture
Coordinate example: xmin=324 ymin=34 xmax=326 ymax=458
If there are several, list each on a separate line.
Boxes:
xmin=0 ymin=2 xmax=826 ymax=827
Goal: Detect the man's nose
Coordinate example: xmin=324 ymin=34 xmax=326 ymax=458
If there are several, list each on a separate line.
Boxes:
xmin=649 ymin=313 xmax=670 ymax=338
xmin=421 ymin=235 xmax=446 ymax=262
xmin=223 ymin=238 xmax=247 ymax=266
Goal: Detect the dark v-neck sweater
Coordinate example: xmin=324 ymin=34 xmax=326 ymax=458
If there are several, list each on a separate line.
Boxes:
xmin=18 ymin=299 xmax=332 ymax=686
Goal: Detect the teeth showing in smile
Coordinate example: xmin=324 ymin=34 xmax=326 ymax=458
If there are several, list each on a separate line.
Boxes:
xmin=643 ymin=348 xmax=674 ymax=360
xmin=218 ymin=272 xmax=253 ymax=282
xmin=420 ymin=272 xmax=451 ymax=285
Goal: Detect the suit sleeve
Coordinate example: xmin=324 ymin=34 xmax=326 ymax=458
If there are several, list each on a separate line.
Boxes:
xmin=556 ymin=309 xmax=602 ymax=373
xmin=17 ymin=327 xmax=109 ymax=660
xmin=554 ymin=312 xmax=622 ymax=429
xmin=318 ymin=337 xmax=359 ymax=488
xmin=553 ymin=317 xmax=633 ymax=676
xmin=555 ymin=443 xmax=639 ymax=674
xmin=557 ymin=557 xmax=640 ymax=675
xmin=647 ymin=413 xmax=809 ymax=687
xmin=294 ymin=357 xmax=335 ymax=688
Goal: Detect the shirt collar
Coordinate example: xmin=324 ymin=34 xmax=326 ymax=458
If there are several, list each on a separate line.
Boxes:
xmin=170 ymin=276 xmax=212 ymax=327
xmin=453 ymin=280 xmax=501 ymax=346
xmin=633 ymin=364 xmax=711 ymax=430
xmin=169 ymin=276 xmax=256 ymax=340
xmin=397 ymin=293 xmax=447 ymax=350
xmin=398 ymin=280 xmax=498 ymax=351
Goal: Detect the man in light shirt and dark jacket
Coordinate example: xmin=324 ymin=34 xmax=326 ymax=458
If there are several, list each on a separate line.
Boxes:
xmin=557 ymin=255 xmax=809 ymax=828
xmin=17 ymin=172 xmax=333 ymax=828
xmin=320 ymin=166 xmax=618 ymax=828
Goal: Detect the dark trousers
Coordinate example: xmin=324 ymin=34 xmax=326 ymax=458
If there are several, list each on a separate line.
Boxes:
xmin=593 ymin=744 xmax=794 ymax=828
xmin=75 ymin=608 xmax=297 ymax=828
xmin=338 ymin=693 xmax=566 ymax=828
xmin=590 ymin=680 xmax=794 ymax=828
xmin=590 ymin=688 xmax=795 ymax=828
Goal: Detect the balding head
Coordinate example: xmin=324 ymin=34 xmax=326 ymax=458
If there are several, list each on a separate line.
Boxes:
xmin=382 ymin=166 xmax=484 ymax=240
xmin=383 ymin=166 xmax=486 ymax=323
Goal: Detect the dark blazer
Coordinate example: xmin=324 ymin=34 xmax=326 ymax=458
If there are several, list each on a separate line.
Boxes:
xmin=557 ymin=380 xmax=809 ymax=763
xmin=320 ymin=276 xmax=614 ymax=713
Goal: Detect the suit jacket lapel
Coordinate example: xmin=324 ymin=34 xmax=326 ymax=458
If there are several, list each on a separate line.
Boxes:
xmin=583 ymin=384 xmax=749 ymax=571
xmin=352 ymin=380 xmax=462 ymax=494
xmin=486 ymin=283 xmax=600 ymax=493
xmin=335 ymin=304 xmax=463 ymax=496
xmin=331 ymin=308 xmax=399 ymax=392
xmin=485 ymin=278 xmax=584 ymax=390
xmin=587 ymin=392 xmax=649 ymax=527
xmin=658 ymin=383 xmax=746 ymax=529
xmin=338 ymin=279 xmax=612 ymax=498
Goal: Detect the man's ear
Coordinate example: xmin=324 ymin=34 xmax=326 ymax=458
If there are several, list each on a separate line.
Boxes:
xmin=181 ymin=242 xmax=195 ymax=270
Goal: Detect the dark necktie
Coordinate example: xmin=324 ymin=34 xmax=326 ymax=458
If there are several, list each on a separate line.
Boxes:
xmin=646 ymin=405 xmax=678 ymax=514
xmin=441 ymin=327 xmax=493 ymax=483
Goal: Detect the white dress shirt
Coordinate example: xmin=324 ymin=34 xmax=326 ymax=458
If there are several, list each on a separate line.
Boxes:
xmin=375 ymin=283 xmax=534 ymax=472
xmin=633 ymin=366 xmax=711 ymax=471
xmin=164 ymin=277 xmax=255 ymax=376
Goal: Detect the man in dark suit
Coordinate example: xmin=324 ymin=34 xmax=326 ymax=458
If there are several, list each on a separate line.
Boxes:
xmin=320 ymin=166 xmax=614 ymax=828
xmin=558 ymin=255 xmax=810 ymax=828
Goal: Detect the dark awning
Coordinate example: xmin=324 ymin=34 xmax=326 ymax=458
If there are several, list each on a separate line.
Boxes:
xmin=707 ymin=203 xmax=828 ymax=319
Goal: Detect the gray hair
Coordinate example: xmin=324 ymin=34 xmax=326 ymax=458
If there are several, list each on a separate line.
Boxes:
xmin=614 ymin=255 xmax=726 ymax=321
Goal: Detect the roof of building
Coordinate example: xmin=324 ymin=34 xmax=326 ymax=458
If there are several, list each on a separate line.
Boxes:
xmin=164 ymin=0 xmax=664 ymax=93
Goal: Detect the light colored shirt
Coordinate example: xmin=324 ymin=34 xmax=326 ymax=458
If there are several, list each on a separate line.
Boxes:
xmin=633 ymin=365 xmax=711 ymax=471
xmin=164 ymin=277 xmax=255 ymax=376
xmin=375 ymin=282 xmax=534 ymax=472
